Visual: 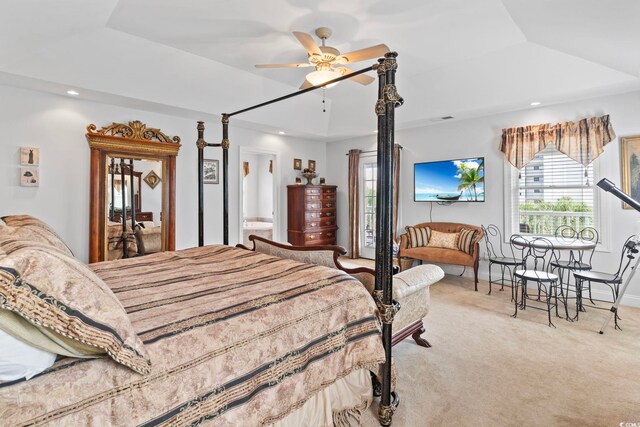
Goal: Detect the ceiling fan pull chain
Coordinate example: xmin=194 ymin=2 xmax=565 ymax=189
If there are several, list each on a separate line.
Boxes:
xmin=322 ymin=87 xmax=326 ymax=113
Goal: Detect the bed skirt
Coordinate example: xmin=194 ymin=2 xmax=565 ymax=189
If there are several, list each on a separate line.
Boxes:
xmin=271 ymin=369 xmax=372 ymax=427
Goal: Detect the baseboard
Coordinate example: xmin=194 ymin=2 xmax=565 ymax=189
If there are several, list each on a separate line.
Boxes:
xmin=427 ymin=262 xmax=640 ymax=308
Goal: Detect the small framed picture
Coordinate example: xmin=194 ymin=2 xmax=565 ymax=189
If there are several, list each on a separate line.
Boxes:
xmin=308 ymin=160 xmax=316 ymax=172
xmin=295 ymin=177 xmax=302 ymax=184
xmin=21 ymin=147 xmax=39 ymax=166
xmin=293 ymin=158 xmax=302 ymax=170
xmin=143 ymin=170 xmax=162 ymax=189
xmin=203 ymin=159 xmax=219 ymax=184
xmin=20 ymin=167 xmax=39 ymax=187
xmin=319 ymin=177 xmax=326 ymax=185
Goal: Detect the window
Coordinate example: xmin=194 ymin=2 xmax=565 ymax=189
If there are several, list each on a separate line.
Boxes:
xmin=360 ymin=160 xmax=377 ymax=258
xmin=509 ymin=145 xmax=597 ymax=236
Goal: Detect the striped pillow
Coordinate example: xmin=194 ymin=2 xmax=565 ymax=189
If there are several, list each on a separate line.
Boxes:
xmin=405 ymin=226 xmax=431 ymax=248
xmin=0 ymin=244 xmax=151 ymax=375
xmin=1 ymin=215 xmax=73 ymax=257
xmin=457 ymin=228 xmax=479 ymax=255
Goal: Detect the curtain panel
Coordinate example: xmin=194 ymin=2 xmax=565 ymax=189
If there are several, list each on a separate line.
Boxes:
xmin=500 ymin=114 xmax=616 ymax=169
xmin=348 ymin=149 xmax=361 ymax=259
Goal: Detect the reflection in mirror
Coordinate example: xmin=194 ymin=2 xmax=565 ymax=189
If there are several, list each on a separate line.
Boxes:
xmin=87 ymin=120 xmax=180 ymax=264
xmin=105 ymin=156 xmax=164 ymax=261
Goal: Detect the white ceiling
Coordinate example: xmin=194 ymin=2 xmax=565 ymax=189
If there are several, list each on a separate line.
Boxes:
xmin=0 ymin=0 xmax=638 ymax=140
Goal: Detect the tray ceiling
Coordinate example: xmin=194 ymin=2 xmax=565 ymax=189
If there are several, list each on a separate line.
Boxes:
xmin=0 ymin=0 xmax=637 ymax=140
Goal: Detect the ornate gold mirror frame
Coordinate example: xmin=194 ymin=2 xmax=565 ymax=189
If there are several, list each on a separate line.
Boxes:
xmin=86 ymin=121 xmax=181 ymax=263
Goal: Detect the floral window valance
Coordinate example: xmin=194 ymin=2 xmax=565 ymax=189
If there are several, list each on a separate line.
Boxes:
xmin=500 ymin=114 xmax=616 ymax=169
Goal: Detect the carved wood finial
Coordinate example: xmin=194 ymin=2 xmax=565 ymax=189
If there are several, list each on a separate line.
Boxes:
xmin=86 ymin=120 xmax=181 ymax=143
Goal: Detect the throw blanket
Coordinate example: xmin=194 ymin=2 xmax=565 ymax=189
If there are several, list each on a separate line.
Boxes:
xmin=0 ymin=245 xmax=385 ymax=426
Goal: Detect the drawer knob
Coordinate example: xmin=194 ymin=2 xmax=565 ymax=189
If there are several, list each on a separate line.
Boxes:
xmin=326 ymin=203 xmax=333 ymax=208
xmin=326 ymin=233 xmax=333 ymax=237
xmin=310 ymin=222 xmax=317 ymax=227
xmin=309 ymin=235 xmax=315 ymax=239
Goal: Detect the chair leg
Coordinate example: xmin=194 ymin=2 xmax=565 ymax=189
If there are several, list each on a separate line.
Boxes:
xmin=488 ymin=262 xmax=493 ymax=295
xmin=512 ymin=280 xmax=519 ymax=318
xmin=545 ymin=282 xmax=555 ymax=328
xmin=574 ymin=278 xmax=582 ymax=321
xmin=474 ymin=260 xmax=479 ymax=291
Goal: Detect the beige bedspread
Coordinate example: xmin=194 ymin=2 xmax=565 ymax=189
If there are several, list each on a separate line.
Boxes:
xmin=0 ymin=245 xmax=385 ymax=426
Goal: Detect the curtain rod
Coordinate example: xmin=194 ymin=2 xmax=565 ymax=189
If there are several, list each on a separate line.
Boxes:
xmin=345 ymin=145 xmax=403 ymax=155
xmin=228 ymin=65 xmax=375 ymax=118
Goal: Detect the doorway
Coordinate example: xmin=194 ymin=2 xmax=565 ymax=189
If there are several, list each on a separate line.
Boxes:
xmin=359 ymin=156 xmax=377 ymax=259
xmin=239 ymin=148 xmax=279 ymax=247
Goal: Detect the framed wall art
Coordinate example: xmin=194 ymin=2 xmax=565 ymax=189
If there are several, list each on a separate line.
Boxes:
xmin=20 ymin=147 xmax=39 ymax=166
xmin=20 ymin=167 xmax=39 ymax=187
xmin=143 ymin=170 xmax=161 ymax=189
xmin=308 ymin=159 xmax=316 ymax=172
xmin=621 ymin=135 xmax=640 ymax=209
xmin=293 ymin=158 xmax=302 ymax=170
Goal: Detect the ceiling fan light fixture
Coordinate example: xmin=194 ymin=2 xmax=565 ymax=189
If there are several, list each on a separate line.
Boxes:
xmin=305 ymin=69 xmax=341 ymax=88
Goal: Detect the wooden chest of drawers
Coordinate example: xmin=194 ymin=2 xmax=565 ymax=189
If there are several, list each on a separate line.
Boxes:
xmin=287 ymin=185 xmax=338 ymax=246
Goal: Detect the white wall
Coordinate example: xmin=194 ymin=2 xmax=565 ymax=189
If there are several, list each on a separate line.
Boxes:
xmin=0 ymin=84 xmax=325 ymax=261
xmin=257 ymin=154 xmax=275 ymax=220
xmin=242 ymin=153 xmax=259 ymax=219
xmin=326 ymin=90 xmax=640 ymax=306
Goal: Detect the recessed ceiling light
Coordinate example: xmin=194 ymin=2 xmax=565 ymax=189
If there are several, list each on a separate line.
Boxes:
xmin=530 ymin=101 xmax=541 ymax=106
xmin=66 ymin=90 xmax=79 ymax=96
xmin=278 ymin=131 xmax=285 ymax=135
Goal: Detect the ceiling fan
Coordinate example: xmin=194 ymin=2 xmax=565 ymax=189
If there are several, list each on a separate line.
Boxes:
xmin=255 ymin=27 xmax=390 ymax=89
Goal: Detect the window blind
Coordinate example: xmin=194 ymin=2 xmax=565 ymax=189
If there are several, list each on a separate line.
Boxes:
xmin=511 ymin=145 xmax=597 ymax=236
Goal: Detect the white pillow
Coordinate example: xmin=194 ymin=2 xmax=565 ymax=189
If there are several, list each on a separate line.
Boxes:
xmin=0 ymin=329 xmax=56 ymax=381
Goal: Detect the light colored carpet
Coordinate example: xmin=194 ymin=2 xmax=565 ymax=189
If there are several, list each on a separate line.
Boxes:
xmin=359 ymin=274 xmax=640 ymax=427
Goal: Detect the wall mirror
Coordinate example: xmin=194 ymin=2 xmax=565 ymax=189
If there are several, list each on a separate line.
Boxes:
xmin=87 ymin=121 xmax=181 ymax=263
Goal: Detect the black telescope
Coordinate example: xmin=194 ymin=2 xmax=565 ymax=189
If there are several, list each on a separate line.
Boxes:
xmin=597 ymin=178 xmax=640 ymax=213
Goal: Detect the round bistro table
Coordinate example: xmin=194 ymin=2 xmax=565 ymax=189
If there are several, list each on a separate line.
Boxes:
xmin=511 ymin=235 xmax=597 ymax=321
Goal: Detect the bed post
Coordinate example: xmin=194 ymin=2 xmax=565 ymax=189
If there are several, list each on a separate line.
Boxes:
xmin=119 ymin=158 xmax=128 ymax=258
xmin=129 ymin=158 xmax=136 ymax=233
xmin=375 ymin=51 xmax=402 ymax=426
xmin=197 ymin=121 xmax=206 ymax=247
xmin=221 ymin=114 xmax=230 ymax=246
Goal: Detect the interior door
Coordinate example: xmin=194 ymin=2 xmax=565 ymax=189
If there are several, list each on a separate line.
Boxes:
xmin=360 ymin=157 xmax=377 ymax=259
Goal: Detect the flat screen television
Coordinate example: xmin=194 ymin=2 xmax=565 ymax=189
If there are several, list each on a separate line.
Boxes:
xmin=414 ymin=157 xmax=485 ymax=202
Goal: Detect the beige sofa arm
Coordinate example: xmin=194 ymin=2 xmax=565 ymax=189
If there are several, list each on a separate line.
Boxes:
xmin=399 ymin=234 xmax=409 ymax=251
xmin=393 ymin=264 xmax=444 ymax=300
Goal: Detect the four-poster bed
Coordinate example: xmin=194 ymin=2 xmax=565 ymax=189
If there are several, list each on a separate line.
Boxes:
xmin=198 ymin=52 xmax=403 ymax=425
xmin=0 ymin=54 xmax=403 ymax=427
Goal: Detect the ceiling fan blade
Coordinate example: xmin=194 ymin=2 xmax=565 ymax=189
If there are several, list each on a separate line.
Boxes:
xmin=299 ymin=79 xmax=314 ymax=90
xmin=337 ymin=67 xmax=376 ymax=85
xmin=293 ymin=31 xmax=322 ymax=56
xmin=255 ymin=63 xmax=312 ymax=68
xmin=335 ymin=44 xmax=390 ymax=64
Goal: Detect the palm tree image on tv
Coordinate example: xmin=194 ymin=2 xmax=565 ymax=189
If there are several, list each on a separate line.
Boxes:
xmin=414 ymin=158 xmax=485 ymax=202
xmin=456 ymin=159 xmax=484 ymax=201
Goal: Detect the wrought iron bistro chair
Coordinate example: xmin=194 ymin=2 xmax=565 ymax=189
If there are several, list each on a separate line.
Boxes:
xmin=481 ymin=224 xmax=523 ymax=300
xmin=550 ymin=226 xmax=599 ymax=319
xmin=573 ymin=236 xmax=638 ymax=329
xmin=512 ymin=236 xmax=562 ymax=328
